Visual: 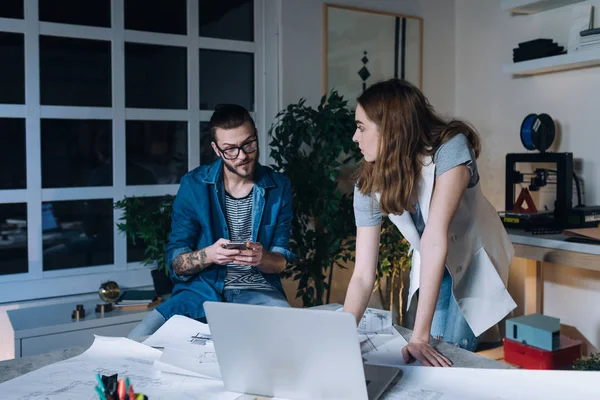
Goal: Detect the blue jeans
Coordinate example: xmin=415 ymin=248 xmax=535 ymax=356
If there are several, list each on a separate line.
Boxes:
xmin=429 ymin=268 xmax=479 ymax=351
xmin=127 ymin=288 xmax=290 ymax=339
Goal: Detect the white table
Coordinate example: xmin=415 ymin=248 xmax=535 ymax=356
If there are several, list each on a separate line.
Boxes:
xmin=507 ymin=229 xmax=600 ymax=315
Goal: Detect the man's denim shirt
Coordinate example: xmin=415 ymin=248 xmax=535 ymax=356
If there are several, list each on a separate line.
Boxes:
xmin=156 ymin=159 xmax=295 ymax=321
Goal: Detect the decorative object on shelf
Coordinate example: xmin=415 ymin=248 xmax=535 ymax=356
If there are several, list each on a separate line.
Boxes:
xmin=98 ymin=280 xmax=121 ymax=303
xmin=576 ymin=27 xmax=600 ymax=51
xmin=567 ymin=3 xmax=593 ymax=52
xmin=323 ymin=4 xmax=422 ymax=108
xmin=114 ymin=195 xmax=174 ymax=296
xmin=95 ymin=303 xmax=113 ymax=313
xmin=71 ymin=304 xmax=86 ymax=320
xmin=513 ymin=39 xmax=565 ymax=63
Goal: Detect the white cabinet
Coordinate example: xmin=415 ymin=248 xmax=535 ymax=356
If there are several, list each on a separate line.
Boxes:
xmin=8 ymin=300 xmax=151 ymax=358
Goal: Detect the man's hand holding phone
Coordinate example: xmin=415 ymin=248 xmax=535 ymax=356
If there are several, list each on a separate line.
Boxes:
xmin=205 ymin=239 xmax=264 ymax=266
xmin=234 ymin=241 xmax=264 ymax=266
xmin=205 ymin=238 xmax=243 ymax=265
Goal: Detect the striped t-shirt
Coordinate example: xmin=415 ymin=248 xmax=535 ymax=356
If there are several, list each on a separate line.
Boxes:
xmin=223 ymin=189 xmax=273 ymax=290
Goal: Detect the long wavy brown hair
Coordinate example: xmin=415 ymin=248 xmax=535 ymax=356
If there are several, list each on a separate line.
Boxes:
xmin=356 ymin=79 xmax=481 ymax=215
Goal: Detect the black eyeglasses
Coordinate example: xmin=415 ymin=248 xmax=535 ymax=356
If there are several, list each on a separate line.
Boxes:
xmin=214 ymin=137 xmax=258 ymax=160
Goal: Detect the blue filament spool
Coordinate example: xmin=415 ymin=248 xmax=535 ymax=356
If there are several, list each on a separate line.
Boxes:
xmin=520 ymin=113 xmax=555 ymax=152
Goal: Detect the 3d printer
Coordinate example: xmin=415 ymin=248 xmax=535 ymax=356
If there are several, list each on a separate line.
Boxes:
xmin=500 ymin=113 xmax=600 ymax=233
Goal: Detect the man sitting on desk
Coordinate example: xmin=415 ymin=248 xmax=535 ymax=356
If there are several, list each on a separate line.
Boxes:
xmin=128 ymin=104 xmax=294 ymax=337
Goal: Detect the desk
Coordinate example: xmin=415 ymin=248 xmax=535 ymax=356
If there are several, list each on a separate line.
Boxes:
xmin=507 ymin=229 xmax=600 ymax=315
xmin=0 ymin=304 xmax=509 ymax=385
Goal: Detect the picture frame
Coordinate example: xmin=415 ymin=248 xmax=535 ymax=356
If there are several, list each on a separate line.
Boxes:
xmin=323 ymin=4 xmax=423 ymax=108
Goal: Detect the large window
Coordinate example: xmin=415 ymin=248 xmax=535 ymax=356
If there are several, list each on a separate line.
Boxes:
xmin=0 ymin=0 xmax=266 ymax=303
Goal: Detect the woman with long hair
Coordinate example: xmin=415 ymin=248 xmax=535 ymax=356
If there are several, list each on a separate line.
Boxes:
xmin=344 ymin=79 xmax=516 ymax=367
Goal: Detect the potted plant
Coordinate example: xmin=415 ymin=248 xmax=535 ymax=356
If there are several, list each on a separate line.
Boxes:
xmin=268 ymin=91 xmax=362 ymax=306
xmin=572 ymin=353 xmax=600 ymax=371
xmin=375 ymin=218 xmax=412 ymax=325
xmin=114 ymin=195 xmax=174 ymax=296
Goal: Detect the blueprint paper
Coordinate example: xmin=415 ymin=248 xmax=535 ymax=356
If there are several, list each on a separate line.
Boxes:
xmin=362 ymin=334 xmax=415 ymax=367
xmin=358 ymin=308 xmax=393 ymax=333
xmin=154 ymin=343 xmax=222 ymax=380
xmin=0 ymin=336 xmax=239 ymax=400
xmin=336 ymin=306 xmax=394 ymax=334
xmin=359 ymin=329 xmax=402 ymax=354
xmin=143 ymin=314 xmax=212 ymax=349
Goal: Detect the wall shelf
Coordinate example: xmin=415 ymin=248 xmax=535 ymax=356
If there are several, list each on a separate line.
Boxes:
xmin=501 ymin=0 xmax=586 ymax=14
xmin=504 ymin=48 xmax=600 ymax=76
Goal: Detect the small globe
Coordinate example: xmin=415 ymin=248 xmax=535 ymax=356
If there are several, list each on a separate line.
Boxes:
xmin=98 ymin=281 xmax=120 ymax=303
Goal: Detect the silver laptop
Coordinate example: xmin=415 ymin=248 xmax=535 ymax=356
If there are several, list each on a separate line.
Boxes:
xmin=204 ymin=302 xmax=401 ymax=400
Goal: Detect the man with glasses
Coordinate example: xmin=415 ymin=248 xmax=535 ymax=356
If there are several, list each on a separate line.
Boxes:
xmin=128 ymin=104 xmax=294 ymax=337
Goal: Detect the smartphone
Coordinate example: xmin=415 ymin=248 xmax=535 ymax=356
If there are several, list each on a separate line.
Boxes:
xmin=225 ymin=242 xmax=247 ymax=250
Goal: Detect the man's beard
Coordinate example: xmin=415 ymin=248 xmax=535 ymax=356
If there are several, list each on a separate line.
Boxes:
xmin=223 ymin=156 xmax=257 ymax=179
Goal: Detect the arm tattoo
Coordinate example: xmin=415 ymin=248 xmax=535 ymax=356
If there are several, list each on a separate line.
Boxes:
xmin=173 ymin=248 xmax=209 ymax=276
xmin=172 ymin=255 xmax=185 ymax=274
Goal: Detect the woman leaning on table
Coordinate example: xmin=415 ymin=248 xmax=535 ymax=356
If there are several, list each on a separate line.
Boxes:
xmin=343 ymin=78 xmax=517 ymax=367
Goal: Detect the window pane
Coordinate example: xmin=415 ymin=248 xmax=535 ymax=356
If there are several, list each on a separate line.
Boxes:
xmin=0 ymin=0 xmax=23 ymax=19
xmin=124 ymin=196 xmax=169 ymax=263
xmin=125 ymin=43 xmax=187 ymax=109
xmin=39 ymin=0 xmax=110 ymax=27
xmin=40 ymin=36 xmax=111 ymax=107
xmin=126 ymin=121 xmax=188 ymax=185
xmin=200 ymin=122 xmax=218 ymax=166
xmin=0 ymin=118 xmax=26 ymax=189
xmin=41 ymin=119 xmax=112 ymax=188
xmin=42 ymin=199 xmax=114 ymax=271
xmin=0 ymin=32 xmax=25 ymax=104
xmin=199 ymin=0 xmax=253 ymax=42
xmin=125 ymin=0 xmax=186 ymax=35
xmin=0 ymin=203 xmax=28 ymax=275
xmin=199 ymin=49 xmax=254 ymax=111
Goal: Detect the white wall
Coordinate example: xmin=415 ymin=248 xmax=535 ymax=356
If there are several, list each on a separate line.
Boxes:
xmin=456 ymin=0 xmax=600 ymax=349
xmin=280 ymin=0 xmax=456 ymax=117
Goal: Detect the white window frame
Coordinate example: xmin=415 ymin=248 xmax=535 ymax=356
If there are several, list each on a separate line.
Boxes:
xmin=0 ymin=0 xmax=279 ymax=303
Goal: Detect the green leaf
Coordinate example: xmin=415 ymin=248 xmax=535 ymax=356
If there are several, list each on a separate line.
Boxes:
xmin=112 ymin=195 xmax=174 ymax=275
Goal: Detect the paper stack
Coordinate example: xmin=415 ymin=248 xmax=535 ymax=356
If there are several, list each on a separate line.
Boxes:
xmin=143 ymin=315 xmax=222 ymax=380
